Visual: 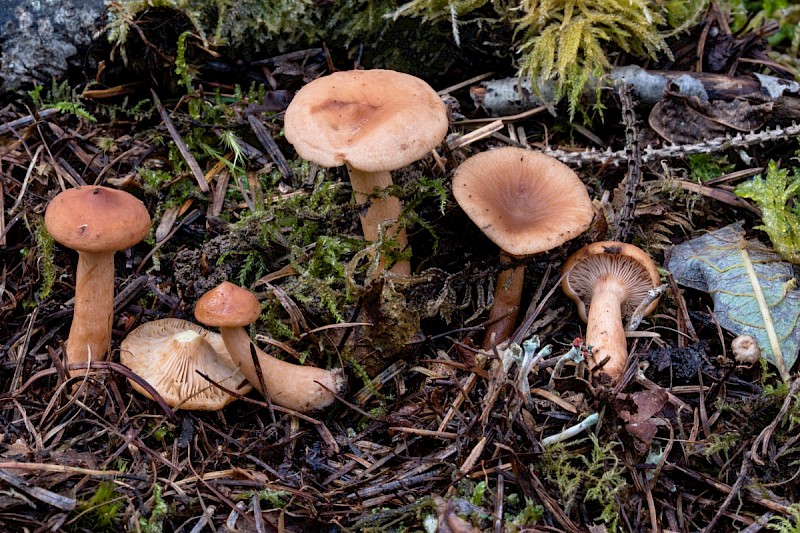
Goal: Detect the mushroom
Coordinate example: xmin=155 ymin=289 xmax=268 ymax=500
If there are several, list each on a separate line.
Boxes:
xmin=120 ymin=318 xmax=252 ymax=410
xmin=731 ymin=334 xmax=761 ymax=365
xmin=561 ymin=241 xmax=660 ymax=383
xmin=283 ymin=69 xmax=449 ymax=275
xmin=452 ymin=147 xmax=594 ymax=349
xmin=44 ymin=186 xmax=151 ymax=375
xmin=194 ymin=281 xmax=346 ymax=413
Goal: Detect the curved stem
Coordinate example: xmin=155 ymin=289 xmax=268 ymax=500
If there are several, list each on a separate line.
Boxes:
xmin=585 ymin=279 xmax=628 ymax=382
xmin=347 ymin=167 xmax=409 ymax=276
xmin=482 ymin=255 xmax=525 ymax=350
xmin=219 ymin=326 xmax=345 ymax=412
xmin=66 ymin=251 xmax=114 ymax=375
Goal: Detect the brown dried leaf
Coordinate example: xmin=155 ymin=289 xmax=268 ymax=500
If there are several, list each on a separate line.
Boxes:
xmin=615 ymin=389 xmax=668 ymax=453
xmin=649 ymin=84 xmax=772 ymax=143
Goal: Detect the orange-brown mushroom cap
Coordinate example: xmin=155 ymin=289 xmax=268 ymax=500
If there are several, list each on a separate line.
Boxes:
xmin=194 ymin=281 xmax=262 ymax=328
xmin=121 ymin=318 xmax=252 ymax=410
xmin=452 ymin=147 xmax=594 ymax=257
xmin=284 ymin=69 xmax=449 ymax=172
xmin=561 ymin=242 xmax=660 ymax=323
xmin=44 ymin=186 xmax=151 ymax=253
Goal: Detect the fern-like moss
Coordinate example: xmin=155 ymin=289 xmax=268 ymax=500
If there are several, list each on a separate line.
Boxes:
xmin=541 ymin=434 xmax=626 ymax=529
xmin=393 ymin=0 xmax=703 ymax=117
xmin=735 ymin=160 xmax=800 ymax=264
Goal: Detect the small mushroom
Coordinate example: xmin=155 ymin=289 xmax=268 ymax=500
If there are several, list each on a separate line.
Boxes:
xmin=121 ymin=318 xmax=252 ymax=410
xmin=44 ymin=186 xmax=151 ymax=375
xmin=284 ymin=69 xmax=449 ymax=275
xmin=452 ymin=147 xmax=594 ymax=349
xmin=561 ymin=242 xmax=660 ymax=383
xmin=731 ymin=334 xmax=761 ymax=365
xmin=194 ymin=281 xmax=346 ymax=413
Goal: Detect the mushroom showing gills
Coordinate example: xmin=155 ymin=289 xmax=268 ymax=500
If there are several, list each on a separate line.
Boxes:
xmin=561 ymin=242 xmax=660 ymax=383
xmin=194 ymin=282 xmax=346 ymax=413
xmin=121 ymin=319 xmax=252 ymax=410
xmin=452 ymin=147 xmax=594 ymax=350
xmin=44 ymin=186 xmax=151 ymax=375
xmin=284 ymin=69 xmax=449 ymax=275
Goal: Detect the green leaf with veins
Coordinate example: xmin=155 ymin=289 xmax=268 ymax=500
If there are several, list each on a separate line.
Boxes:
xmin=668 ymin=223 xmax=800 ymax=380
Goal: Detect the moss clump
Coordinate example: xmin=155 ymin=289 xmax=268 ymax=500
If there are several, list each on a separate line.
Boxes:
xmin=35 ymin=220 xmax=56 ymax=301
xmin=392 ymin=0 xmax=704 ymax=116
xmin=73 ymin=481 xmax=123 ymax=531
xmin=735 ymin=160 xmax=800 ymax=264
xmin=540 ymin=434 xmax=626 ymax=529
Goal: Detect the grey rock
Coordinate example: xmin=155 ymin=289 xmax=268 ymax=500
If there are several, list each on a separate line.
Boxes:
xmin=0 ymin=0 xmax=105 ymax=91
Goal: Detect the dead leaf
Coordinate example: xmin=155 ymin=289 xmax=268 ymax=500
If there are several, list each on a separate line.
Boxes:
xmin=649 ymin=83 xmax=772 ymax=143
xmin=615 ymin=389 xmax=668 ymax=453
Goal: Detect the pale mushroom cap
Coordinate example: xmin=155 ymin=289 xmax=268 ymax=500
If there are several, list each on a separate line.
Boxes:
xmin=194 ymin=281 xmax=262 ymax=328
xmin=120 ymin=318 xmax=252 ymax=410
xmin=284 ymin=69 xmax=449 ymax=172
xmin=731 ymin=334 xmax=761 ymax=364
xmin=452 ymin=147 xmax=594 ymax=257
xmin=44 ymin=186 xmax=151 ymax=253
xmin=561 ymin=241 xmax=660 ymax=323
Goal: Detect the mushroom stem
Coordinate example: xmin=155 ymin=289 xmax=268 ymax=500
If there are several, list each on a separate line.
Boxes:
xmin=482 ymin=255 xmax=525 ymax=350
xmin=347 ymin=167 xmax=409 ymax=276
xmin=585 ymin=278 xmax=629 ymax=382
xmin=218 ymin=326 xmax=345 ymax=413
xmin=66 ymin=251 xmax=115 ymax=374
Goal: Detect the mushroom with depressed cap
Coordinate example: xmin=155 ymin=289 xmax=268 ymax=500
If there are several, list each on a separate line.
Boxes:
xmin=284 ymin=69 xmax=449 ymax=275
xmin=561 ymin=241 xmax=660 ymax=383
xmin=452 ymin=147 xmax=594 ymax=349
xmin=121 ymin=318 xmax=252 ymax=410
xmin=194 ymin=281 xmax=346 ymax=413
xmin=44 ymin=186 xmax=151 ymax=376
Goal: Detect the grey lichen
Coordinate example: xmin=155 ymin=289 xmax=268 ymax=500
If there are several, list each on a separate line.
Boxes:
xmin=0 ymin=0 xmax=105 ymax=91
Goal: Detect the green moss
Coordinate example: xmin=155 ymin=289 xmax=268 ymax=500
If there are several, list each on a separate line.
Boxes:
xmin=505 ymin=498 xmax=544 ymax=530
xmin=72 ymin=481 xmax=123 ymax=531
xmin=687 ymin=153 xmax=735 ymax=183
xmin=392 ymin=0 xmax=704 ymax=117
xmin=35 ymin=221 xmax=56 ymax=301
xmin=28 ymin=79 xmax=96 ymax=122
xmin=702 ymin=431 xmax=741 ymax=461
xmin=735 ymin=160 xmax=800 ymax=264
xmin=239 ymin=489 xmax=291 ymax=508
xmin=138 ymin=484 xmax=168 ymax=533
xmin=767 ymin=503 xmax=800 ymax=532
xmin=541 ymin=434 xmax=626 ymax=530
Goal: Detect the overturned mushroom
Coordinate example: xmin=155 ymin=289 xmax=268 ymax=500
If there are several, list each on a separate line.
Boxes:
xmin=284 ymin=69 xmax=449 ymax=275
xmin=194 ymin=282 xmax=346 ymax=413
xmin=121 ymin=318 xmax=252 ymax=410
xmin=452 ymin=147 xmax=594 ymax=349
xmin=44 ymin=186 xmax=151 ymax=375
xmin=561 ymin=242 xmax=660 ymax=383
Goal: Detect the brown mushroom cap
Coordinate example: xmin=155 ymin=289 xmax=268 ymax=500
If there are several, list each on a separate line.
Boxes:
xmin=194 ymin=281 xmax=262 ymax=328
xmin=452 ymin=147 xmax=594 ymax=257
xmin=284 ymin=69 xmax=448 ymax=172
xmin=120 ymin=318 xmax=252 ymax=410
xmin=561 ymin=242 xmax=660 ymax=323
xmin=44 ymin=186 xmax=151 ymax=253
